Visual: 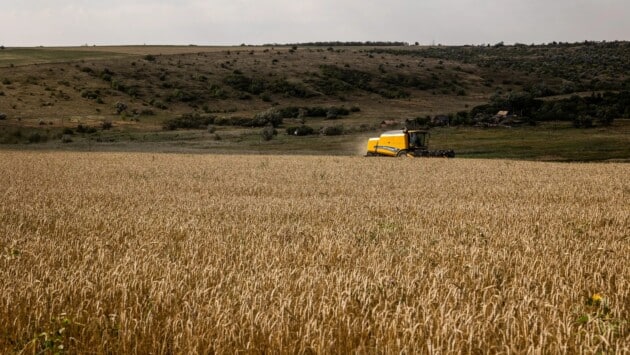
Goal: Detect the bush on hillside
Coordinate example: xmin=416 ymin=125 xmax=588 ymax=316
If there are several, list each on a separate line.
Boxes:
xmin=286 ymin=125 xmax=315 ymax=136
xmin=260 ymin=125 xmax=277 ymax=141
xmin=101 ymin=120 xmax=113 ymax=130
xmin=28 ymin=132 xmax=46 ymax=143
xmin=223 ymin=73 xmax=266 ymax=95
xmin=77 ymin=124 xmax=98 ymax=134
xmin=321 ymin=125 xmax=344 ymax=136
xmin=252 ymin=108 xmax=283 ymax=127
xmin=162 ymin=113 xmax=215 ymax=130
xmin=274 ymin=106 xmax=354 ymax=119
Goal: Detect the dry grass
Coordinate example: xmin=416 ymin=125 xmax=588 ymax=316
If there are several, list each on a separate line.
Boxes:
xmin=1 ymin=152 xmax=628 ymax=353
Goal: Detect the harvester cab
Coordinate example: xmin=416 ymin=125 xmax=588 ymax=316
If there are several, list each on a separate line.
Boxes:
xmin=408 ymin=130 xmax=428 ymax=150
xmin=366 ymin=129 xmax=454 ymax=158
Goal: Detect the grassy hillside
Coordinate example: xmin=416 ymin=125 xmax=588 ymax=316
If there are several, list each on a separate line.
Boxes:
xmin=0 ymin=42 xmax=629 ymax=160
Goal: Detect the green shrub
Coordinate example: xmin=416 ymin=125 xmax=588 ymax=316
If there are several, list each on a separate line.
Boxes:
xmin=406 ymin=116 xmax=431 ymax=128
xmin=209 ymin=84 xmax=228 ymax=99
xmin=326 ymin=107 xmax=339 ymax=119
xmin=286 ymin=125 xmax=315 ymax=136
xmin=28 ymin=132 xmax=45 ymax=143
xmin=81 ymin=90 xmax=101 ymax=100
xmin=233 ymin=117 xmax=259 ymax=126
xmin=213 ymin=117 xmax=231 ymax=126
xmin=268 ymin=79 xmax=312 ymax=98
xmin=101 ymin=120 xmax=113 ymax=130
xmin=315 ymin=65 xmax=373 ymax=94
xmin=139 ymin=109 xmax=155 ymax=116
xmin=253 ymin=108 xmax=283 ymax=127
xmin=260 ymin=125 xmax=277 ymax=141
xmin=168 ymin=89 xmax=197 ymax=102
xmin=0 ymin=128 xmax=21 ymax=144
xmin=110 ymin=79 xmax=126 ymax=92
xmin=260 ymin=93 xmax=272 ymax=102
xmin=573 ymin=115 xmax=594 ymax=128
xmin=331 ymin=107 xmax=350 ymax=117
xmin=162 ymin=113 xmax=215 ymax=130
xmin=277 ymin=106 xmax=301 ymax=118
xmin=450 ymin=113 xmax=471 ymax=126
xmin=381 ymin=73 xmax=437 ymax=90
xmin=223 ymin=73 xmax=266 ymax=94
xmin=378 ymin=88 xmax=411 ymax=99
xmin=76 ymin=124 xmax=97 ymax=134
xmin=275 ymin=106 xmax=353 ymax=119
xmin=319 ymin=65 xmax=372 ymax=88
xmin=114 ymin=102 xmax=127 ymax=114
xmin=321 ymin=125 xmax=344 ymax=136
xmin=595 ymin=107 xmax=616 ymax=126
xmin=305 ymin=107 xmax=328 ymax=117
xmin=150 ymin=99 xmax=168 ymax=110
xmin=313 ymin=77 xmax=353 ymax=95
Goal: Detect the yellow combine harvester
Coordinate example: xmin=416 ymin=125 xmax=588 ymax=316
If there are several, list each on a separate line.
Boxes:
xmin=366 ymin=129 xmax=455 ymax=157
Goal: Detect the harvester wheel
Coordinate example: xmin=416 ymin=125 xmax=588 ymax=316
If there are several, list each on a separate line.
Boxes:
xmin=396 ymin=150 xmax=408 ymax=157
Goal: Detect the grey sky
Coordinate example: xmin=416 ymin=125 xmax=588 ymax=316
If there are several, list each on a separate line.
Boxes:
xmin=1 ymin=0 xmax=628 ymax=46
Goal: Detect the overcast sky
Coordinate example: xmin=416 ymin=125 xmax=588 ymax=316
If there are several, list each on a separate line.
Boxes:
xmin=1 ymin=0 xmax=628 ymax=47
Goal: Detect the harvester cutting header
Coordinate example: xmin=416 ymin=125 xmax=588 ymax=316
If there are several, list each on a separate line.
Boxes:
xmin=366 ymin=129 xmax=455 ymax=157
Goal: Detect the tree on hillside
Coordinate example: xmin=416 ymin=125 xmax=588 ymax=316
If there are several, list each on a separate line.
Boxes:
xmin=489 ymin=92 xmax=542 ymax=117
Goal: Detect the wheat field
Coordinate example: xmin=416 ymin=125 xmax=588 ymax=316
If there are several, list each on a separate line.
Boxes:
xmin=0 ymin=152 xmax=628 ymax=353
